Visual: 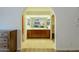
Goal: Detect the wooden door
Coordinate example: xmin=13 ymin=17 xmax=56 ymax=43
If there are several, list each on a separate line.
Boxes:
xmin=8 ymin=30 xmax=17 ymax=52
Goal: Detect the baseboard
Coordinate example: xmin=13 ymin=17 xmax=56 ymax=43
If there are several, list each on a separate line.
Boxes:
xmin=20 ymin=48 xmax=56 ymax=52
xmin=16 ymin=48 xmax=56 ymax=52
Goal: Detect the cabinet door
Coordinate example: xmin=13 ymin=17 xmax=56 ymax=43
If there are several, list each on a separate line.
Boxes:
xmin=27 ymin=30 xmax=50 ymax=39
xmin=8 ymin=30 xmax=17 ymax=52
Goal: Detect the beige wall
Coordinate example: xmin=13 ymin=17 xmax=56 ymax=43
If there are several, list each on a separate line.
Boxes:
xmin=53 ymin=7 xmax=79 ymax=50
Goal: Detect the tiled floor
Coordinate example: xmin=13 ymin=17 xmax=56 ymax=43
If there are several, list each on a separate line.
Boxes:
xmin=21 ymin=39 xmax=56 ymax=52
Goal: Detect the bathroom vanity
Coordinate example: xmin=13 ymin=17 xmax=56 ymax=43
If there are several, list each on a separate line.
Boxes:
xmin=21 ymin=7 xmax=56 ymax=51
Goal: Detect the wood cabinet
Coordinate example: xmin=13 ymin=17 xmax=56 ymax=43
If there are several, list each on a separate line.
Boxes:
xmin=0 ymin=30 xmax=17 ymax=52
xmin=8 ymin=30 xmax=17 ymax=52
xmin=27 ymin=30 xmax=50 ymax=39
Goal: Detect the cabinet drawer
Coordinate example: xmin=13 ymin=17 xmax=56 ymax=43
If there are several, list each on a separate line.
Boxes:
xmin=0 ymin=39 xmax=7 ymax=43
xmin=0 ymin=43 xmax=7 ymax=48
xmin=0 ymin=32 xmax=8 ymax=37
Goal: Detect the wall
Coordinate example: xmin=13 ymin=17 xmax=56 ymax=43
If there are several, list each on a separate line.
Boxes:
xmin=0 ymin=7 xmax=24 ymax=50
xmin=0 ymin=7 xmax=79 ymax=50
xmin=0 ymin=7 xmax=24 ymax=30
xmin=53 ymin=7 xmax=79 ymax=50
